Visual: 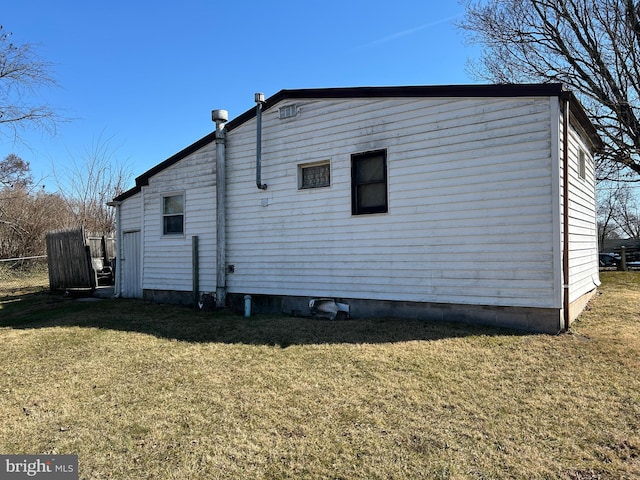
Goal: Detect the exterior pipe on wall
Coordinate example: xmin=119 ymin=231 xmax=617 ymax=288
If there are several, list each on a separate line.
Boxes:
xmin=244 ymin=295 xmax=252 ymax=318
xmin=255 ymin=92 xmax=268 ymax=190
xmin=561 ymin=93 xmax=571 ymax=331
xmin=213 ymin=109 xmax=229 ymax=308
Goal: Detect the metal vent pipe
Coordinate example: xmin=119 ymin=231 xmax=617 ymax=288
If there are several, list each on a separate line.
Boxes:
xmin=212 ymin=109 xmax=228 ymax=308
xmin=255 ymin=93 xmax=268 ymax=190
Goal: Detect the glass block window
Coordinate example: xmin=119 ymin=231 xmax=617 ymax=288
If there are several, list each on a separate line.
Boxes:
xmin=300 ymin=162 xmax=330 ymax=189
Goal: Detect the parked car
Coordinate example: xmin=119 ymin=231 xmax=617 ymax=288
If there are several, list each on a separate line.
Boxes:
xmin=599 ymin=252 xmax=621 ymax=267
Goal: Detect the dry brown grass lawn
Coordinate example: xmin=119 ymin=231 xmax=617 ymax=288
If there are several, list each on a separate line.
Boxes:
xmin=0 ymin=271 xmax=639 ymax=479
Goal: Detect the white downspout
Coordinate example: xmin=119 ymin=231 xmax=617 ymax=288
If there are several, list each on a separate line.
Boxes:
xmin=213 ymin=109 xmax=228 ymax=308
xmin=561 ymin=93 xmax=571 ymax=331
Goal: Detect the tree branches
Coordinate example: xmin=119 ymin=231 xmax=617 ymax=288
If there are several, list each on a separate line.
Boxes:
xmin=0 ymin=148 xmax=131 ymax=258
xmin=0 ymin=153 xmax=32 ymax=188
xmin=0 ymin=25 xmax=59 ymax=140
xmin=52 ymin=133 xmax=131 ymax=234
xmin=598 ymin=181 xmax=640 ymax=242
xmin=460 ymin=0 xmax=640 ymax=181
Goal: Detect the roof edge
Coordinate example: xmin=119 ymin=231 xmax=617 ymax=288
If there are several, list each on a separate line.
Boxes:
xmin=113 ymin=130 xmax=217 ymax=202
xmin=560 ymin=90 xmax=605 ymax=152
xmin=113 ymin=83 xmax=603 ymax=203
xmin=112 ymin=185 xmax=141 ymax=202
xmin=225 ymin=83 xmax=567 ymax=131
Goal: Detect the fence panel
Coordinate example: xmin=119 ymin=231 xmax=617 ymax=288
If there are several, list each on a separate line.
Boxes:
xmin=46 ymin=228 xmax=95 ymax=291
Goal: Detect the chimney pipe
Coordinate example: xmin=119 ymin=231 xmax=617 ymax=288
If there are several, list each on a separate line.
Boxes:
xmin=212 ymin=109 xmax=228 ymax=308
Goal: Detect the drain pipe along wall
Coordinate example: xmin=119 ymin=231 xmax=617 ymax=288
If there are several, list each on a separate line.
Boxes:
xmin=561 ymin=95 xmax=571 ymax=331
xmin=255 ymin=92 xmax=268 ymax=190
xmin=213 ymin=109 xmax=228 ymax=308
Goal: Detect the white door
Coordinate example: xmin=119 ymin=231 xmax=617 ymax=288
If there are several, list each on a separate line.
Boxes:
xmin=122 ymin=231 xmax=142 ymax=298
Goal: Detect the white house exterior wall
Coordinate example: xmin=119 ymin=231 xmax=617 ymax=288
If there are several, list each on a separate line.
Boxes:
xmin=118 ymin=192 xmax=143 ymax=298
xmin=224 ymin=96 xmax=557 ymax=309
xmin=119 ymin=192 xmax=142 ymax=231
xmin=142 ymin=143 xmax=217 ymax=295
xmin=565 ymin=113 xmax=599 ymax=303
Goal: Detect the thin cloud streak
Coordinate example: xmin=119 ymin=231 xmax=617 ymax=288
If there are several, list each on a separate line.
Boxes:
xmin=355 ymin=12 xmax=464 ymax=50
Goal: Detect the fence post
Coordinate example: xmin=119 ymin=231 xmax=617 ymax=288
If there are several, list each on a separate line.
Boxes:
xmin=619 ymin=246 xmax=627 ymax=271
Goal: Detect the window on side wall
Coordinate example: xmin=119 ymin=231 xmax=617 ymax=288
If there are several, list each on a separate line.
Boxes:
xmin=299 ymin=161 xmax=330 ymax=189
xmin=163 ymin=194 xmax=184 ymax=235
xmin=578 ymin=149 xmax=586 ymax=179
xmin=351 ymin=149 xmax=388 ymax=215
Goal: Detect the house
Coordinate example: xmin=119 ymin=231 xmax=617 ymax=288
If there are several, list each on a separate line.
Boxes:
xmin=110 ymin=84 xmax=603 ymax=333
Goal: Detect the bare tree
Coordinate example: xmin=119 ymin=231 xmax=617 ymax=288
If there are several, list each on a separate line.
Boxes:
xmin=0 ymin=185 xmax=74 ymax=258
xmin=0 ymin=138 xmax=131 ymax=259
xmin=597 ymin=181 xmax=640 ymax=248
xmin=611 ymin=182 xmax=640 ymax=238
xmin=53 ymin=134 xmax=131 ymax=235
xmin=0 ymin=153 xmax=32 ymax=188
xmin=0 ymin=25 xmax=59 ymax=140
xmin=598 ymin=182 xmax=622 ymax=247
xmin=459 ymin=0 xmax=640 ymax=181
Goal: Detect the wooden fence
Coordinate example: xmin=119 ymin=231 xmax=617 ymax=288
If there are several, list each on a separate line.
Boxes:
xmin=602 ymin=239 xmax=640 ymax=262
xmin=46 ymin=227 xmax=95 ymax=291
xmin=87 ymin=236 xmax=115 ymax=263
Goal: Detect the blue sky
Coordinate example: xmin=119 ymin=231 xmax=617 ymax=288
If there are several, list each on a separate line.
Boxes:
xmin=2 ymin=1 xmax=481 ymax=191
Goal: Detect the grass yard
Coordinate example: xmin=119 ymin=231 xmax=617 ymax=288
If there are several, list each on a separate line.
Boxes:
xmin=0 ymin=272 xmax=639 ymax=479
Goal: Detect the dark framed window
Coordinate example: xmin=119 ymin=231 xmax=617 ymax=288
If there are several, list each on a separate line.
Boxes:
xmin=163 ymin=194 xmax=184 ymax=235
xmin=351 ymin=149 xmax=388 ymax=215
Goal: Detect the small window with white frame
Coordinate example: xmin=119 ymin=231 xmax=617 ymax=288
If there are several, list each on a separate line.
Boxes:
xmin=162 ymin=194 xmax=184 ymax=235
xmin=578 ymin=149 xmax=586 ymax=179
xmin=299 ymin=161 xmax=330 ymax=189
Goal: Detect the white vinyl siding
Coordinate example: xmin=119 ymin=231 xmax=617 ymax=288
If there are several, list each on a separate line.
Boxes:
xmin=565 ymin=114 xmax=599 ymax=302
xmin=142 ymin=143 xmax=217 ymax=293
xmin=119 ymin=192 xmax=142 ymax=232
xmin=225 ymin=96 xmax=557 ymax=308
